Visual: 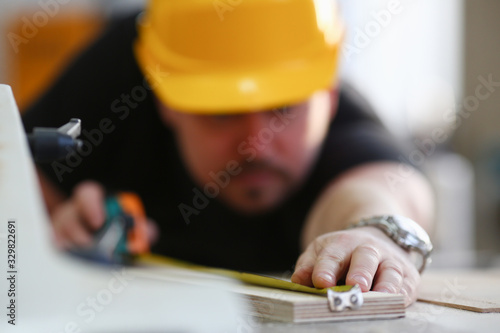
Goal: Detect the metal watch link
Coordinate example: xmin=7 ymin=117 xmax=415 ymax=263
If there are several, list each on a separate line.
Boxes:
xmin=348 ymin=215 xmax=433 ymax=273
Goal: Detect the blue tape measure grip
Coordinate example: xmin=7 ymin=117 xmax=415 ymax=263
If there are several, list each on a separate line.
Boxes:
xmin=69 ymin=193 xmax=149 ymax=265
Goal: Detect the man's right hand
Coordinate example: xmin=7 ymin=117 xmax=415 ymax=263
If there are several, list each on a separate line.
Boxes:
xmin=51 ymin=181 xmax=106 ymax=249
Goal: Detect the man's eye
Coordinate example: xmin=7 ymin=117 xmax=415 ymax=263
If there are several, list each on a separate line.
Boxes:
xmin=210 ymin=114 xmax=243 ymax=123
xmin=213 ymin=114 xmax=233 ymax=121
xmin=273 ymin=105 xmax=290 ymax=113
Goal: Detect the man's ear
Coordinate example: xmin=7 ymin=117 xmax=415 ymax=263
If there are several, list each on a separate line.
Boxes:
xmin=328 ymin=87 xmax=339 ymax=121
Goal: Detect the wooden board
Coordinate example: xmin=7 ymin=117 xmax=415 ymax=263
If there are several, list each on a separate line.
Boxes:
xmin=237 ymin=284 xmax=404 ymax=323
xmin=418 ymin=269 xmax=500 ymax=313
xmin=133 ymin=259 xmax=406 ymax=323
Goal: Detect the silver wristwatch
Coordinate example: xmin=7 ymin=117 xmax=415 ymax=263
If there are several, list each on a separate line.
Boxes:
xmin=348 ymin=215 xmax=433 ymax=273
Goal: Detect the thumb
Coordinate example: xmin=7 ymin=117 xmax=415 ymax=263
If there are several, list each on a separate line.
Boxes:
xmin=73 ymin=181 xmax=106 ymax=231
xmin=146 ymin=218 xmax=159 ymax=245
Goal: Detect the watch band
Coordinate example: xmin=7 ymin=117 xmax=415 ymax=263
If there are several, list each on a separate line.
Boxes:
xmin=348 ymin=215 xmax=433 ymax=273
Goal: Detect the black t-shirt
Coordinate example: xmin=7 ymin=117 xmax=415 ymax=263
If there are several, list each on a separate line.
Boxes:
xmin=23 ymin=14 xmax=403 ymax=272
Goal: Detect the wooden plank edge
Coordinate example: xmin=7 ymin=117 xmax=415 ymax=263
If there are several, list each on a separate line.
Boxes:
xmin=417 ymin=298 xmax=500 ymax=313
xmin=245 ymin=296 xmax=405 ymax=323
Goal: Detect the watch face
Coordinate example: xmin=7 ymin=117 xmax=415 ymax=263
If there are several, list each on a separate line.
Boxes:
xmin=393 ymin=215 xmax=433 ymax=253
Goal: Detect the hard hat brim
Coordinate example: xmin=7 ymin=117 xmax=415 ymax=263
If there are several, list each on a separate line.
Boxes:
xmin=134 ymin=39 xmax=340 ymax=114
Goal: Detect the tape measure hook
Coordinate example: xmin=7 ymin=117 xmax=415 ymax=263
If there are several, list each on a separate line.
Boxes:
xmin=327 ymin=284 xmax=364 ymax=312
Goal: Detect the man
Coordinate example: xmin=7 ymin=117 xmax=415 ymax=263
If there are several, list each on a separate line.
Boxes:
xmin=23 ymin=0 xmax=433 ymax=306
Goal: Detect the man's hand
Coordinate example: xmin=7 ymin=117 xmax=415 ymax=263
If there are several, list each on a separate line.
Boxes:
xmin=51 ymin=181 xmax=106 ymax=249
xmin=291 ymin=226 xmax=420 ymax=307
xmin=50 ymin=181 xmax=158 ymax=249
xmin=294 ymin=163 xmax=433 ymax=307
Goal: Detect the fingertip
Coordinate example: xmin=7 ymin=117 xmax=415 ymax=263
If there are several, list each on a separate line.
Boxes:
xmin=348 ymin=275 xmax=370 ymax=292
xmin=290 ymin=273 xmax=302 ymax=285
xmin=291 ymin=268 xmax=313 ymax=287
xmin=147 ymin=219 xmax=159 ymax=244
xmin=75 ymin=181 xmax=106 ymax=230
xmin=373 ymin=284 xmax=398 ymax=294
xmin=77 ymin=180 xmax=105 ymax=197
xmin=312 ymin=272 xmax=335 ymax=288
xmin=401 ymin=288 xmax=413 ymax=307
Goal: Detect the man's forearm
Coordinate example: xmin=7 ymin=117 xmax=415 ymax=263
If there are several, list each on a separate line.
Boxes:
xmin=301 ymin=162 xmax=434 ymax=250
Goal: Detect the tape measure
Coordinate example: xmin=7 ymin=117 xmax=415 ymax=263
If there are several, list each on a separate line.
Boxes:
xmin=138 ymin=254 xmax=363 ymax=312
xmin=68 ymin=192 xmax=363 ymax=312
xmin=70 ymin=192 xmax=149 ymax=264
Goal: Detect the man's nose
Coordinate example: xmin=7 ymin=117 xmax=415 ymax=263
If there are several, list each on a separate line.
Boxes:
xmin=244 ymin=112 xmax=268 ymax=136
xmin=242 ymin=112 xmax=277 ymax=156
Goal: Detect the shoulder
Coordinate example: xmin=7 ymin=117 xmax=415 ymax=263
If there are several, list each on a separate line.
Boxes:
xmin=305 ymin=84 xmax=403 ymax=189
xmin=333 ymin=83 xmax=384 ymax=126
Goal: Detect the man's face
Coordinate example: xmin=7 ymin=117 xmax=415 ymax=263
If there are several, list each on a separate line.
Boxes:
xmin=158 ymin=90 xmax=337 ymax=214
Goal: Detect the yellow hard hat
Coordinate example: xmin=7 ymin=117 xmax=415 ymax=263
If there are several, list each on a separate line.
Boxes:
xmin=134 ymin=0 xmax=343 ymax=114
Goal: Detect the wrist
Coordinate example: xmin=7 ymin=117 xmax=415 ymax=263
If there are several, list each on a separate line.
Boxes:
xmin=347 ymin=215 xmax=433 ymax=273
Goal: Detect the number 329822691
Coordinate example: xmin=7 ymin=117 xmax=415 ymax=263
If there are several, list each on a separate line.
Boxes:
xmin=7 ymin=221 xmax=16 ymax=269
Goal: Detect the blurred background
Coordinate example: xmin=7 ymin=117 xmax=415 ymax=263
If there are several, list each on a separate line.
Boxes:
xmin=0 ymin=0 xmax=499 ymax=268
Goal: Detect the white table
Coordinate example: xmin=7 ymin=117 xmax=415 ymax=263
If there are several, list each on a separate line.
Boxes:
xmin=0 ymin=84 xmax=243 ymax=333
